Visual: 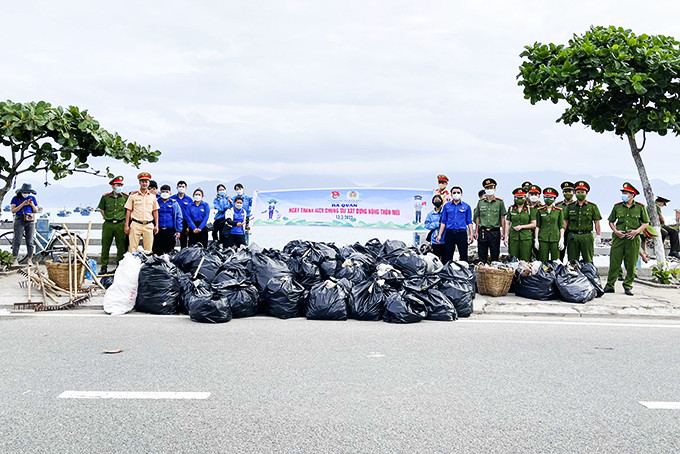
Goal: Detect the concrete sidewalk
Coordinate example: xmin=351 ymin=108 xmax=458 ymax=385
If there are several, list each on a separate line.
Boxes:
xmin=1 ymin=266 xmax=679 ymax=319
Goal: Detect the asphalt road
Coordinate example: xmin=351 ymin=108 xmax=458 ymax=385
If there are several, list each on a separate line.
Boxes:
xmin=1 ymin=313 xmax=679 ymax=453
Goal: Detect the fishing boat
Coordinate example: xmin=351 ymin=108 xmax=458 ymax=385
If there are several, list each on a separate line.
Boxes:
xmin=80 ymin=209 xmax=91 ymax=216
xmin=57 ymin=210 xmax=71 ymax=217
xmin=74 ymin=207 xmax=81 ymax=213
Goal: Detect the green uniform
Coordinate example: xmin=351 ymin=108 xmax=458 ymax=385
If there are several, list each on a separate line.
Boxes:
xmin=97 ymin=191 xmax=129 ymax=267
xmin=476 ymin=198 xmax=506 ymax=228
xmin=527 ymin=202 xmax=542 ymax=259
xmin=565 ymin=201 xmax=602 ymax=263
xmin=475 ymin=197 xmax=506 ymax=263
xmin=606 ymin=201 xmax=650 ymax=290
xmin=556 ymin=200 xmax=575 ymax=259
xmin=507 ymin=204 xmax=536 ymax=261
xmin=536 ymin=206 xmax=565 ymax=261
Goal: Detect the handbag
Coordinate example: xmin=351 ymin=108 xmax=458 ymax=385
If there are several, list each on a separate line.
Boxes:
xmin=23 ymin=213 xmax=35 ymax=222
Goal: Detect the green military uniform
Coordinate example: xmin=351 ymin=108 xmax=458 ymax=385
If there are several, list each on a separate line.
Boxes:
xmin=556 ymin=181 xmax=576 ymax=260
xmin=476 ymin=178 xmax=506 ymax=263
xmin=536 ymin=206 xmax=564 ymax=261
xmin=565 ymin=202 xmax=601 ymax=262
xmin=507 ymin=203 xmax=536 ymax=261
xmin=97 ymin=177 xmax=129 ymax=268
xmin=606 ymin=189 xmax=650 ymax=291
xmin=527 ymin=185 xmax=542 ymax=259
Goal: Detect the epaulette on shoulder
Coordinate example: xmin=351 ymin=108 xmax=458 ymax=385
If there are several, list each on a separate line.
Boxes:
xmin=636 ymin=201 xmax=645 ymax=206
xmin=494 ymin=197 xmax=503 ymax=201
xmin=122 ymin=192 xmax=129 ymax=196
xmin=130 ymin=190 xmax=140 ymax=195
xmin=614 ymin=201 xmax=624 ymax=206
xmin=102 ymin=192 xmax=112 ymax=196
xmin=554 ymin=206 xmax=563 ymax=211
xmin=538 ymin=206 xmax=546 ymax=210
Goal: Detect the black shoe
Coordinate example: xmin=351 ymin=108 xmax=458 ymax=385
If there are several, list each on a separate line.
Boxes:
xmin=624 ymin=288 xmax=634 ymax=296
xmin=670 ymin=252 xmax=680 ymax=259
xmin=618 ymin=275 xmax=624 ymax=281
xmin=603 ymin=287 xmax=615 ymax=294
xmin=100 ymin=266 xmax=108 ymax=275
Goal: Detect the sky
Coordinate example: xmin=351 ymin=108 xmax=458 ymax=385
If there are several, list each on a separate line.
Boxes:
xmin=3 ymin=0 xmax=680 ymax=188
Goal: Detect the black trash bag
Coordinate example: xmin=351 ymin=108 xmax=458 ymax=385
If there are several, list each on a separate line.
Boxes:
xmin=437 ymin=261 xmax=475 ymax=317
xmin=305 ymin=279 xmax=351 ymax=320
xmin=406 ymin=288 xmax=457 ymax=321
xmin=213 ymin=265 xmax=252 ymax=287
xmin=339 ymin=242 xmax=372 ymax=259
xmin=575 ymin=261 xmax=604 ymax=297
xmin=286 ymin=255 xmax=322 ymax=288
xmin=177 ymin=273 xmax=194 ymax=314
xmin=555 ymin=264 xmax=597 ymax=303
xmin=170 ymin=245 xmax=222 ymax=282
xmin=513 ymin=263 xmax=558 ymax=300
xmin=312 ymin=243 xmax=340 ymax=278
xmin=187 ymin=280 xmax=232 ymax=324
xmin=262 ymin=276 xmax=306 ymax=319
xmin=382 ymin=290 xmax=426 ymax=324
xmin=335 ymin=258 xmax=370 ymax=284
xmin=364 ymin=238 xmax=383 ymax=257
xmin=135 ymin=256 xmax=182 ymax=315
xmin=402 ymin=274 xmax=440 ymax=292
xmin=262 ymin=248 xmax=290 ymax=262
xmin=283 ymin=239 xmax=311 ymax=255
xmin=213 ymin=282 xmax=259 ymax=318
xmin=348 ymin=278 xmax=386 ymax=321
xmin=250 ymin=252 xmax=293 ymax=292
xmin=379 ymin=239 xmax=409 ymax=258
xmin=375 ymin=263 xmax=405 ymax=289
xmin=100 ymin=275 xmax=114 ymax=289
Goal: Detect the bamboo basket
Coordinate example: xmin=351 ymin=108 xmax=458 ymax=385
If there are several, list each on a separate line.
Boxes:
xmin=475 ymin=266 xmax=514 ymax=297
xmin=46 ymin=260 xmax=84 ymax=290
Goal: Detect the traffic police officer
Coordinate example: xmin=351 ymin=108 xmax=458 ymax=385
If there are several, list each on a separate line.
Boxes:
xmin=556 ymin=181 xmax=576 ymax=260
xmin=433 ymin=174 xmax=452 ymax=204
xmin=604 ymin=182 xmax=650 ymax=296
xmin=124 ymin=172 xmax=159 ymax=253
xmin=474 ymin=178 xmax=507 ymax=263
xmin=655 ymin=196 xmax=680 ymax=259
xmin=506 ymin=188 xmax=536 ymax=262
xmin=534 ymin=187 xmax=565 ymax=261
xmin=564 ymin=181 xmax=602 ymax=263
xmin=97 ymin=176 xmax=128 ymax=274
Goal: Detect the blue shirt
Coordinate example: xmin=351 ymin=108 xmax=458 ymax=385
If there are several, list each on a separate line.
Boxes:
xmin=235 ymin=194 xmax=253 ymax=216
xmin=439 ymin=200 xmax=473 ymax=231
xmin=157 ymin=197 xmax=183 ymax=232
xmin=213 ymin=196 xmax=233 ymax=220
xmin=225 ymin=207 xmax=247 ymax=235
xmin=11 ymin=195 xmax=37 ymax=215
xmin=170 ymin=193 xmax=191 ymax=221
xmin=424 ymin=209 xmax=444 ymax=244
xmin=186 ymin=201 xmax=210 ymax=230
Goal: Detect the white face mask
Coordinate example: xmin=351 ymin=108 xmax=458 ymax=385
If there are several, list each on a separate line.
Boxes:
xmin=21 ymin=193 xmax=30 ymax=198
xmin=235 ymin=203 xmax=243 ymax=210
xmin=485 ymin=189 xmax=495 ymax=196
xmin=193 ymin=195 xmax=202 ymax=202
xmin=177 ymin=187 xmax=186 ymax=194
xmin=236 ymin=189 xmax=244 ymax=196
xmin=529 ymin=195 xmax=539 ymax=203
xmin=160 ymin=192 xmax=170 ymax=200
xmin=452 ymin=194 xmax=462 ymax=201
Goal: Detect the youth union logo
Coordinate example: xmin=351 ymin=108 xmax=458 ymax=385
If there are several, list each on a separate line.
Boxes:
xmin=331 ymin=191 xmax=340 ymax=199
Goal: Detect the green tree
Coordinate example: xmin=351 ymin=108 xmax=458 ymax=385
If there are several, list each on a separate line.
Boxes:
xmin=517 ymin=25 xmax=680 ymax=261
xmin=0 ymin=100 xmax=161 ymax=203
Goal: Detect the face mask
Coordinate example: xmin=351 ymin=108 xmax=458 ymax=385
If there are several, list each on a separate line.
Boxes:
xmin=452 ymin=194 xmax=462 ymax=201
xmin=177 ymin=187 xmax=186 ymax=194
xmin=515 ymin=198 xmax=525 ymax=205
xmin=236 ymin=189 xmax=244 ymax=196
xmin=621 ymin=195 xmax=630 ymax=203
xmin=433 ymin=201 xmax=443 ymax=208
xmin=235 ymin=203 xmax=243 ymax=210
xmin=193 ymin=195 xmax=202 ymax=202
xmin=114 ymin=187 xmax=123 ymax=194
xmin=218 ymin=190 xmax=226 ymax=197
xmin=529 ymin=195 xmax=539 ymax=203
xmin=564 ymin=193 xmax=573 ymax=201
xmin=485 ymin=189 xmax=495 ymax=196
xmin=21 ymin=193 xmax=30 ymax=198
xmin=576 ymin=194 xmax=586 ymax=201
xmin=160 ymin=192 xmax=170 ymax=200
xmin=544 ymin=198 xmax=554 ymax=205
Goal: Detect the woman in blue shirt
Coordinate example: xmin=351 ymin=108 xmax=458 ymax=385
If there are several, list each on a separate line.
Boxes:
xmin=222 ymin=196 xmax=249 ymax=248
xmin=10 ymin=183 xmax=39 ymax=266
xmin=424 ymin=195 xmax=445 ymax=262
xmin=212 ymin=184 xmax=232 ymax=245
xmin=186 ymin=188 xmax=210 ymax=248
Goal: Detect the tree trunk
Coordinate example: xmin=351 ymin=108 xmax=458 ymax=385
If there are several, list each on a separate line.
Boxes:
xmin=0 ymin=181 xmax=10 ymax=209
xmin=626 ymin=132 xmax=665 ymax=262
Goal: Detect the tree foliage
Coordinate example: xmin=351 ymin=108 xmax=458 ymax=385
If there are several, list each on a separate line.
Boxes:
xmin=517 ymin=25 xmax=680 ymax=137
xmin=0 ymin=100 xmax=161 ymax=199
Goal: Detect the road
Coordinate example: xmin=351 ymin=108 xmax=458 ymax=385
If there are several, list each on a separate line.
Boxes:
xmin=1 ymin=313 xmax=679 ymax=453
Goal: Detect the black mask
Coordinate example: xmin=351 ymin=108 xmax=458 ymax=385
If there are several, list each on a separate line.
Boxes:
xmin=433 ymin=201 xmax=443 ymax=208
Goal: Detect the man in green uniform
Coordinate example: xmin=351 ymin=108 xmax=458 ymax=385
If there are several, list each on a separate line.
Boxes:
xmin=564 ymin=181 xmax=602 ymax=263
xmin=474 ymin=178 xmax=507 ymax=263
xmin=507 ymin=188 xmax=536 ymax=261
xmin=97 ymin=176 xmax=129 ymax=274
xmin=604 ymin=182 xmax=650 ymax=296
xmin=534 ymin=187 xmax=565 ymax=261
xmin=556 ymin=181 xmax=576 ymax=260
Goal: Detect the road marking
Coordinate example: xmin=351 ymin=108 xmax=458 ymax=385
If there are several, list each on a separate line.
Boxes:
xmin=58 ymin=391 xmax=210 ymax=400
xmin=639 ymin=401 xmax=680 ymax=409
xmin=463 ymin=319 xmax=680 ymax=329
xmin=367 ymin=352 xmax=385 ymax=358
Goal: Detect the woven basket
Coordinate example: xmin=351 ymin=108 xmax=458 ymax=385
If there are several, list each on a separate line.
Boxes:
xmin=476 ymin=266 xmax=514 ymax=297
xmin=46 ymin=260 xmax=85 ymax=290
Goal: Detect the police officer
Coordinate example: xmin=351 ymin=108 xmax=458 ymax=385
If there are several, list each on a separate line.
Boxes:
xmin=655 ymin=196 xmax=680 ymax=259
xmin=97 ymin=176 xmax=128 ymax=274
xmin=604 ymin=182 xmax=650 ymax=296
xmin=506 ymin=188 xmax=536 ymax=262
xmin=534 ymin=187 xmax=565 ymax=261
xmin=171 ymin=180 xmax=191 ymax=248
xmin=526 ymin=184 xmax=543 ymax=258
xmin=153 ymin=185 xmax=183 ymax=255
xmin=124 ymin=172 xmax=159 ymax=253
xmin=564 ymin=181 xmax=602 ymax=263
xmin=433 ymin=174 xmax=452 ymax=204
xmin=474 ymin=178 xmax=507 ymax=263
xmin=521 ymin=181 xmax=532 ymax=194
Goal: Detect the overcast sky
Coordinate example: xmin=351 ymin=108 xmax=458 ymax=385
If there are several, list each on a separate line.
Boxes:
xmin=3 ymin=0 xmax=680 ymax=188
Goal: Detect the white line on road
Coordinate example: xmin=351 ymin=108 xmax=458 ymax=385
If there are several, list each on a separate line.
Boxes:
xmin=463 ymin=319 xmax=680 ymax=329
xmin=639 ymin=401 xmax=680 ymax=409
xmin=58 ymin=391 xmax=210 ymax=400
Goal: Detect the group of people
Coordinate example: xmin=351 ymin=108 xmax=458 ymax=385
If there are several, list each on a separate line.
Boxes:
xmin=96 ymin=173 xmax=253 ymax=274
xmin=425 ymin=175 xmax=680 ymax=296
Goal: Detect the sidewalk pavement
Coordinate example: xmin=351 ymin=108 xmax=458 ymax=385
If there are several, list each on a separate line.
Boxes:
xmin=1 ymin=267 xmax=679 ymax=319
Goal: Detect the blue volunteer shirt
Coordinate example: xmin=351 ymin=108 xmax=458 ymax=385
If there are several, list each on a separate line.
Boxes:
xmin=11 ymin=195 xmax=37 ymax=215
xmin=157 ymin=197 xmax=183 ymax=232
xmin=186 ymin=201 xmax=210 ymax=230
xmin=424 ymin=209 xmax=444 ymax=244
xmin=213 ymin=195 xmax=233 ymax=220
xmin=439 ymin=200 xmax=473 ymax=230
xmin=170 ymin=193 xmax=191 ymax=221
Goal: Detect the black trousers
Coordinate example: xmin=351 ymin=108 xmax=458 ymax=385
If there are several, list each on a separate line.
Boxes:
xmin=188 ymin=229 xmax=209 ymax=248
xmin=179 ymin=220 xmax=189 ymax=248
xmin=431 ymin=243 xmax=445 ymax=263
xmin=153 ymin=228 xmax=176 ymax=255
xmin=478 ymin=228 xmax=501 ymax=263
xmin=225 ymin=233 xmax=247 ymax=249
xmin=212 ymin=218 xmax=226 ymax=244
xmin=443 ymin=229 xmax=468 ymax=263
xmin=661 ymin=225 xmax=680 ymax=253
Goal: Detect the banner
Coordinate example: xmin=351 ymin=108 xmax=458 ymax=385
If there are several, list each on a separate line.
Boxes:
xmin=252 ymin=188 xmax=432 ymax=230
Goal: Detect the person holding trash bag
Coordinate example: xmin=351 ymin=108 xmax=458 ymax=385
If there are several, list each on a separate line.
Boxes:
xmin=474 ymin=178 xmax=507 ymax=263
xmin=153 ymin=185 xmax=183 ymax=255
xmin=424 ymin=194 xmax=445 ymax=262
xmin=506 ymin=188 xmax=536 ymax=262
xmin=437 ymin=186 xmax=473 ymax=263
xmin=124 ymin=172 xmax=159 ymax=253
xmin=223 ymin=196 xmax=249 ymax=248
xmin=564 ymin=181 xmax=602 ymax=263
xmin=604 ymin=182 xmax=649 ymax=296
xmin=212 ymin=184 xmax=232 ymax=245
xmin=185 ymin=188 xmax=210 ymax=247
xmin=534 ymin=187 xmax=565 ymax=261
xmin=10 ymin=183 xmax=38 ymax=266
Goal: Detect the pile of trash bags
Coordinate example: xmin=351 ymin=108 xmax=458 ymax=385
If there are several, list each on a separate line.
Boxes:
xmin=512 ymin=260 xmax=602 ymax=304
xmin=103 ymin=239 xmax=476 ymax=324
